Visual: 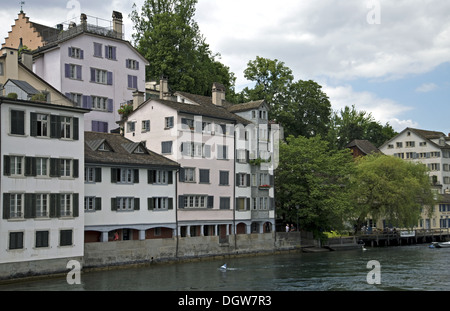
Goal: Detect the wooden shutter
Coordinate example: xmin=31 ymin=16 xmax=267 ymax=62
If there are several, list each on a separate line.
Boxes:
xmin=207 ymin=196 xmax=214 ymax=209
xmin=168 ymin=198 xmax=173 ymax=210
xmin=3 ymin=155 xmax=10 ymax=176
xmin=133 ymin=169 xmax=139 ymax=183
xmin=111 ymin=168 xmax=118 ymax=183
xmin=72 ymin=193 xmax=79 ymax=217
xmin=30 ymin=112 xmax=37 ymax=137
xmin=72 ymin=159 xmax=79 ymax=178
xmin=148 ymin=198 xmax=154 ymax=210
xmin=73 ymin=118 xmax=79 ymax=140
xmin=3 ymin=193 xmax=10 ymax=219
xmin=148 ymin=170 xmax=156 ymax=184
xmin=134 ymin=198 xmax=140 ymax=210
xmin=111 ymin=198 xmax=117 ymax=211
xmin=178 ymin=195 xmax=185 ymax=209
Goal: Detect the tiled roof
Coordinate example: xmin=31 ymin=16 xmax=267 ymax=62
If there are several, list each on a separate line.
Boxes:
xmin=227 ymin=100 xmax=266 ymax=113
xmin=84 ymin=131 xmax=179 ymax=168
xmin=346 ymin=139 xmax=380 ymax=155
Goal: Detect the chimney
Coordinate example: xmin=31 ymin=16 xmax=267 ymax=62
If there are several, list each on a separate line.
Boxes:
xmin=112 ymin=11 xmax=123 ymax=37
xmin=80 ymin=13 xmax=87 ymax=30
xmin=2 ymin=47 xmax=19 ymax=81
xmin=20 ymin=49 xmax=33 ymax=71
xmin=159 ymin=76 xmax=170 ymax=100
xmin=212 ymin=82 xmax=225 ymax=106
xmin=132 ymin=90 xmax=145 ymax=110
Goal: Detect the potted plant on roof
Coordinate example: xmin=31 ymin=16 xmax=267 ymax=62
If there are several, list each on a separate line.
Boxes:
xmin=118 ymin=103 xmax=133 ymax=119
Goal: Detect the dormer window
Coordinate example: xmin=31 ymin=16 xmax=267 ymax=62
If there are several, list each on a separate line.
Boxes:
xmin=134 ymin=145 xmax=146 ymax=154
xmin=98 ymin=142 xmax=112 ymax=152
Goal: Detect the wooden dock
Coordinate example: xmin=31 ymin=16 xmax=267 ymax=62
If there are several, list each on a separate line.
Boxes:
xmin=356 ymin=229 xmax=450 ymax=247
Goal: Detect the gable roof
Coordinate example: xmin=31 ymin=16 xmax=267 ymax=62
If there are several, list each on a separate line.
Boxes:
xmin=380 ymin=127 xmax=450 ymax=150
xmin=346 ymin=139 xmax=380 ymax=155
xmin=227 ymin=100 xmax=267 ymax=113
xmin=128 ymin=96 xmax=251 ymax=125
xmin=84 ymin=131 xmax=179 ymax=168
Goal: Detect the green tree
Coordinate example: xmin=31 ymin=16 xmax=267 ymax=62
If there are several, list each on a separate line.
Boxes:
xmin=240 ymin=56 xmax=331 ymax=138
xmin=276 ymin=135 xmax=355 ymax=239
xmin=352 ymin=154 xmax=436 ymax=231
xmin=130 ymin=0 xmax=236 ymax=97
xmin=327 ymin=105 xmax=396 ymax=150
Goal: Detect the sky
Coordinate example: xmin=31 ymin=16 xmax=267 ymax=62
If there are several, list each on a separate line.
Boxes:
xmin=1 ymin=0 xmax=450 ymax=134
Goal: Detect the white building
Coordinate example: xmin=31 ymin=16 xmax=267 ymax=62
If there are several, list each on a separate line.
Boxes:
xmin=379 ymin=127 xmax=450 ymax=194
xmin=83 ymin=131 xmax=179 ymax=243
xmin=32 ymin=11 xmax=148 ymax=133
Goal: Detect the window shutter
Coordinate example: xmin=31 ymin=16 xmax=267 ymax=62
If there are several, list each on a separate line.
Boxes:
xmin=112 ymin=47 xmax=116 ymax=60
xmin=133 ymin=76 xmax=138 ymax=89
xmin=90 ymin=68 xmax=95 ymax=82
xmin=148 ymin=198 xmax=154 ymax=210
xmin=25 ymin=157 xmax=36 ymax=177
xmin=127 ymin=75 xmax=132 ymax=88
xmin=68 ymin=47 xmax=71 ymax=57
xmin=3 ymin=193 xmax=10 ymax=219
xmin=65 ymin=63 xmax=70 ymax=78
xmin=73 ymin=159 xmax=79 ymax=178
xmin=168 ymin=171 xmax=173 ymax=184
xmin=11 ymin=110 xmax=25 ymax=135
xmin=95 ymin=167 xmax=102 ymax=182
xmin=207 ymin=196 xmax=214 ymax=209
xmin=270 ymin=198 xmax=275 ymax=210
xmin=73 ymin=118 xmax=79 ymax=140
xmin=126 ymin=59 xmax=130 ymax=68
xmin=50 ymin=158 xmax=60 ymax=177
xmin=246 ymin=198 xmax=250 ymax=210
xmin=178 ymin=195 xmax=185 ymax=209
xmin=111 ymin=198 xmax=117 ymax=211
xmin=134 ymin=198 xmax=140 ymax=210
xmin=95 ymin=197 xmax=102 ymax=211
xmin=82 ymin=95 xmax=92 ymax=109
xmin=107 ymin=72 xmax=113 ymax=85
xmin=269 ymin=174 xmax=274 ymax=186
xmin=136 ymin=61 xmax=139 ymax=70
xmin=147 ymin=170 xmax=155 ymax=184
xmin=49 ymin=194 xmax=58 ymax=218
xmin=3 ymin=155 xmax=10 ymax=176
xmin=133 ymin=169 xmax=139 ymax=183
xmin=111 ymin=168 xmax=118 ymax=183
xmin=92 ymin=120 xmax=99 ymax=132
xmin=76 ymin=65 xmax=82 ymax=80
xmin=30 ymin=112 xmax=37 ymax=137
xmin=247 ymin=174 xmax=251 ymax=187
xmin=107 ymin=99 xmax=113 ymax=112
xmin=72 ymin=193 xmax=79 ymax=217
xmin=80 ymin=50 xmax=84 ymax=59
xmin=179 ymin=167 xmax=185 ymax=182
xmin=50 ymin=115 xmax=61 ymax=138
xmin=168 ymin=198 xmax=173 ymax=210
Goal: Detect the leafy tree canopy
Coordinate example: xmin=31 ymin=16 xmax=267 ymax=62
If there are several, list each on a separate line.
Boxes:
xmin=130 ymin=0 xmax=236 ymax=97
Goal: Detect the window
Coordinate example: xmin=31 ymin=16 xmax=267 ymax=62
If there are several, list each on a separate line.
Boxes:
xmin=252 ymin=110 xmax=256 ymax=119
xmin=35 ymin=231 xmax=49 ymax=248
xmin=126 ymin=59 xmax=139 ymax=70
xmin=0 ymin=62 xmax=4 ymax=76
xmin=111 ymin=168 xmax=139 ymax=184
xmin=36 ymin=194 xmax=49 ymax=217
xmin=220 ymin=197 xmax=231 ymax=210
xmin=60 ymin=230 xmax=73 ymax=246
xmin=219 ymin=171 xmax=229 ymax=186
xmin=10 ymin=110 xmax=25 ymax=135
xmin=92 ymin=96 xmax=108 ymax=111
xmin=259 ymin=197 xmax=269 ymax=210
xmin=60 ymin=193 xmax=72 ymax=217
xmin=69 ymin=47 xmax=83 ymax=59
xmin=60 ymin=159 xmax=72 ymax=177
xmin=148 ymin=197 xmax=173 ymax=211
xmin=236 ymin=197 xmax=249 ymax=211
xmin=181 ymin=118 xmax=194 ymax=130
xmin=84 ymin=197 xmax=101 ymax=212
xmin=182 ymin=195 xmax=209 ymax=208
xmin=181 ymin=142 xmax=208 ymax=157
xmin=60 ymin=116 xmax=72 ymax=139
xmin=199 ymin=169 xmax=210 ymax=183
xmin=10 ymin=156 xmax=24 ymax=176
xmin=217 ymin=145 xmax=228 ymax=160
xmin=36 ymin=114 xmax=49 ymax=137
xmin=9 ymin=232 xmax=24 ymax=250
xmin=396 ymin=142 xmax=403 ymax=148
xmin=92 ymin=120 xmax=109 ymax=133
xmin=237 ymin=173 xmax=250 ymax=187
xmin=148 ymin=170 xmax=173 ymax=185
xmin=127 ymin=121 xmax=136 ymax=133
xmin=68 ymin=93 xmax=82 ymax=107
xmin=182 ymin=168 xmax=196 ymax=182
xmin=9 ymin=193 xmax=24 ymax=218
xmin=91 ymin=68 xmax=112 ymax=85
xmin=161 ymin=141 xmax=173 ymax=154
xmin=116 ymin=197 xmax=135 ymax=211
xmin=127 ymin=75 xmax=138 ymax=89
xmin=236 ymin=149 xmax=248 ymax=163
xmin=105 ymin=45 xmax=117 ymax=60
xmin=406 ymin=141 xmax=415 ymax=147
xmin=67 ymin=64 xmax=82 ymax=80
xmin=165 ymin=117 xmax=174 ymax=129
xmin=85 ymin=167 xmax=101 ymax=183
xmin=259 ymin=173 xmax=270 ymax=186
xmin=36 ymin=158 xmax=48 ymax=177
xmin=142 ymin=120 xmax=150 ymax=132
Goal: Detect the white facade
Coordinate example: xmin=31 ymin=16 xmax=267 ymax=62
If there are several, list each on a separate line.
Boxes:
xmin=83 ymin=132 xmax=178 ymax=242
xmin=380 ymin=128 xmax=450 ymax=194
xmin=0 ymin=97 xmax=86 ymax=264
xmin=32 ymin=15 xmax=148 ymax=133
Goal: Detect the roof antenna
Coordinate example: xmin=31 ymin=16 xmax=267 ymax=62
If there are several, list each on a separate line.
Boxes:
xmin=19 ymin=1 xmax=25 ymax=13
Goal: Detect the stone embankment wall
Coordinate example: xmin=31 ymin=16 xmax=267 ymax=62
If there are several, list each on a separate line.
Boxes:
xmin=0 ymin=232 xmax=307 ymax=280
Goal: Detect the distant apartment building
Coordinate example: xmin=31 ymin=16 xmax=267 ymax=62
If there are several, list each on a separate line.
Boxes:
xmin=3 ymin=10 xmax=148 ymax=133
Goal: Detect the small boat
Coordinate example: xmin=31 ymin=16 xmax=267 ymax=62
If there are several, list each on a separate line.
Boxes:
xmin=431 ymin=242 xmax=450 ymax=248
xmin=220 ymin=264 xmax=227 ymax=270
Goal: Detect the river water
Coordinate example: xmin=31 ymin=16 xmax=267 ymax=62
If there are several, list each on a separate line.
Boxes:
xmin=0 ymin=244 xmax=449 ymax=291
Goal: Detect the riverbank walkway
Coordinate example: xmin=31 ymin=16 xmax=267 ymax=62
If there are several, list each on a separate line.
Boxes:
xmin=356 ymin=228 xmax=450 ymax=247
